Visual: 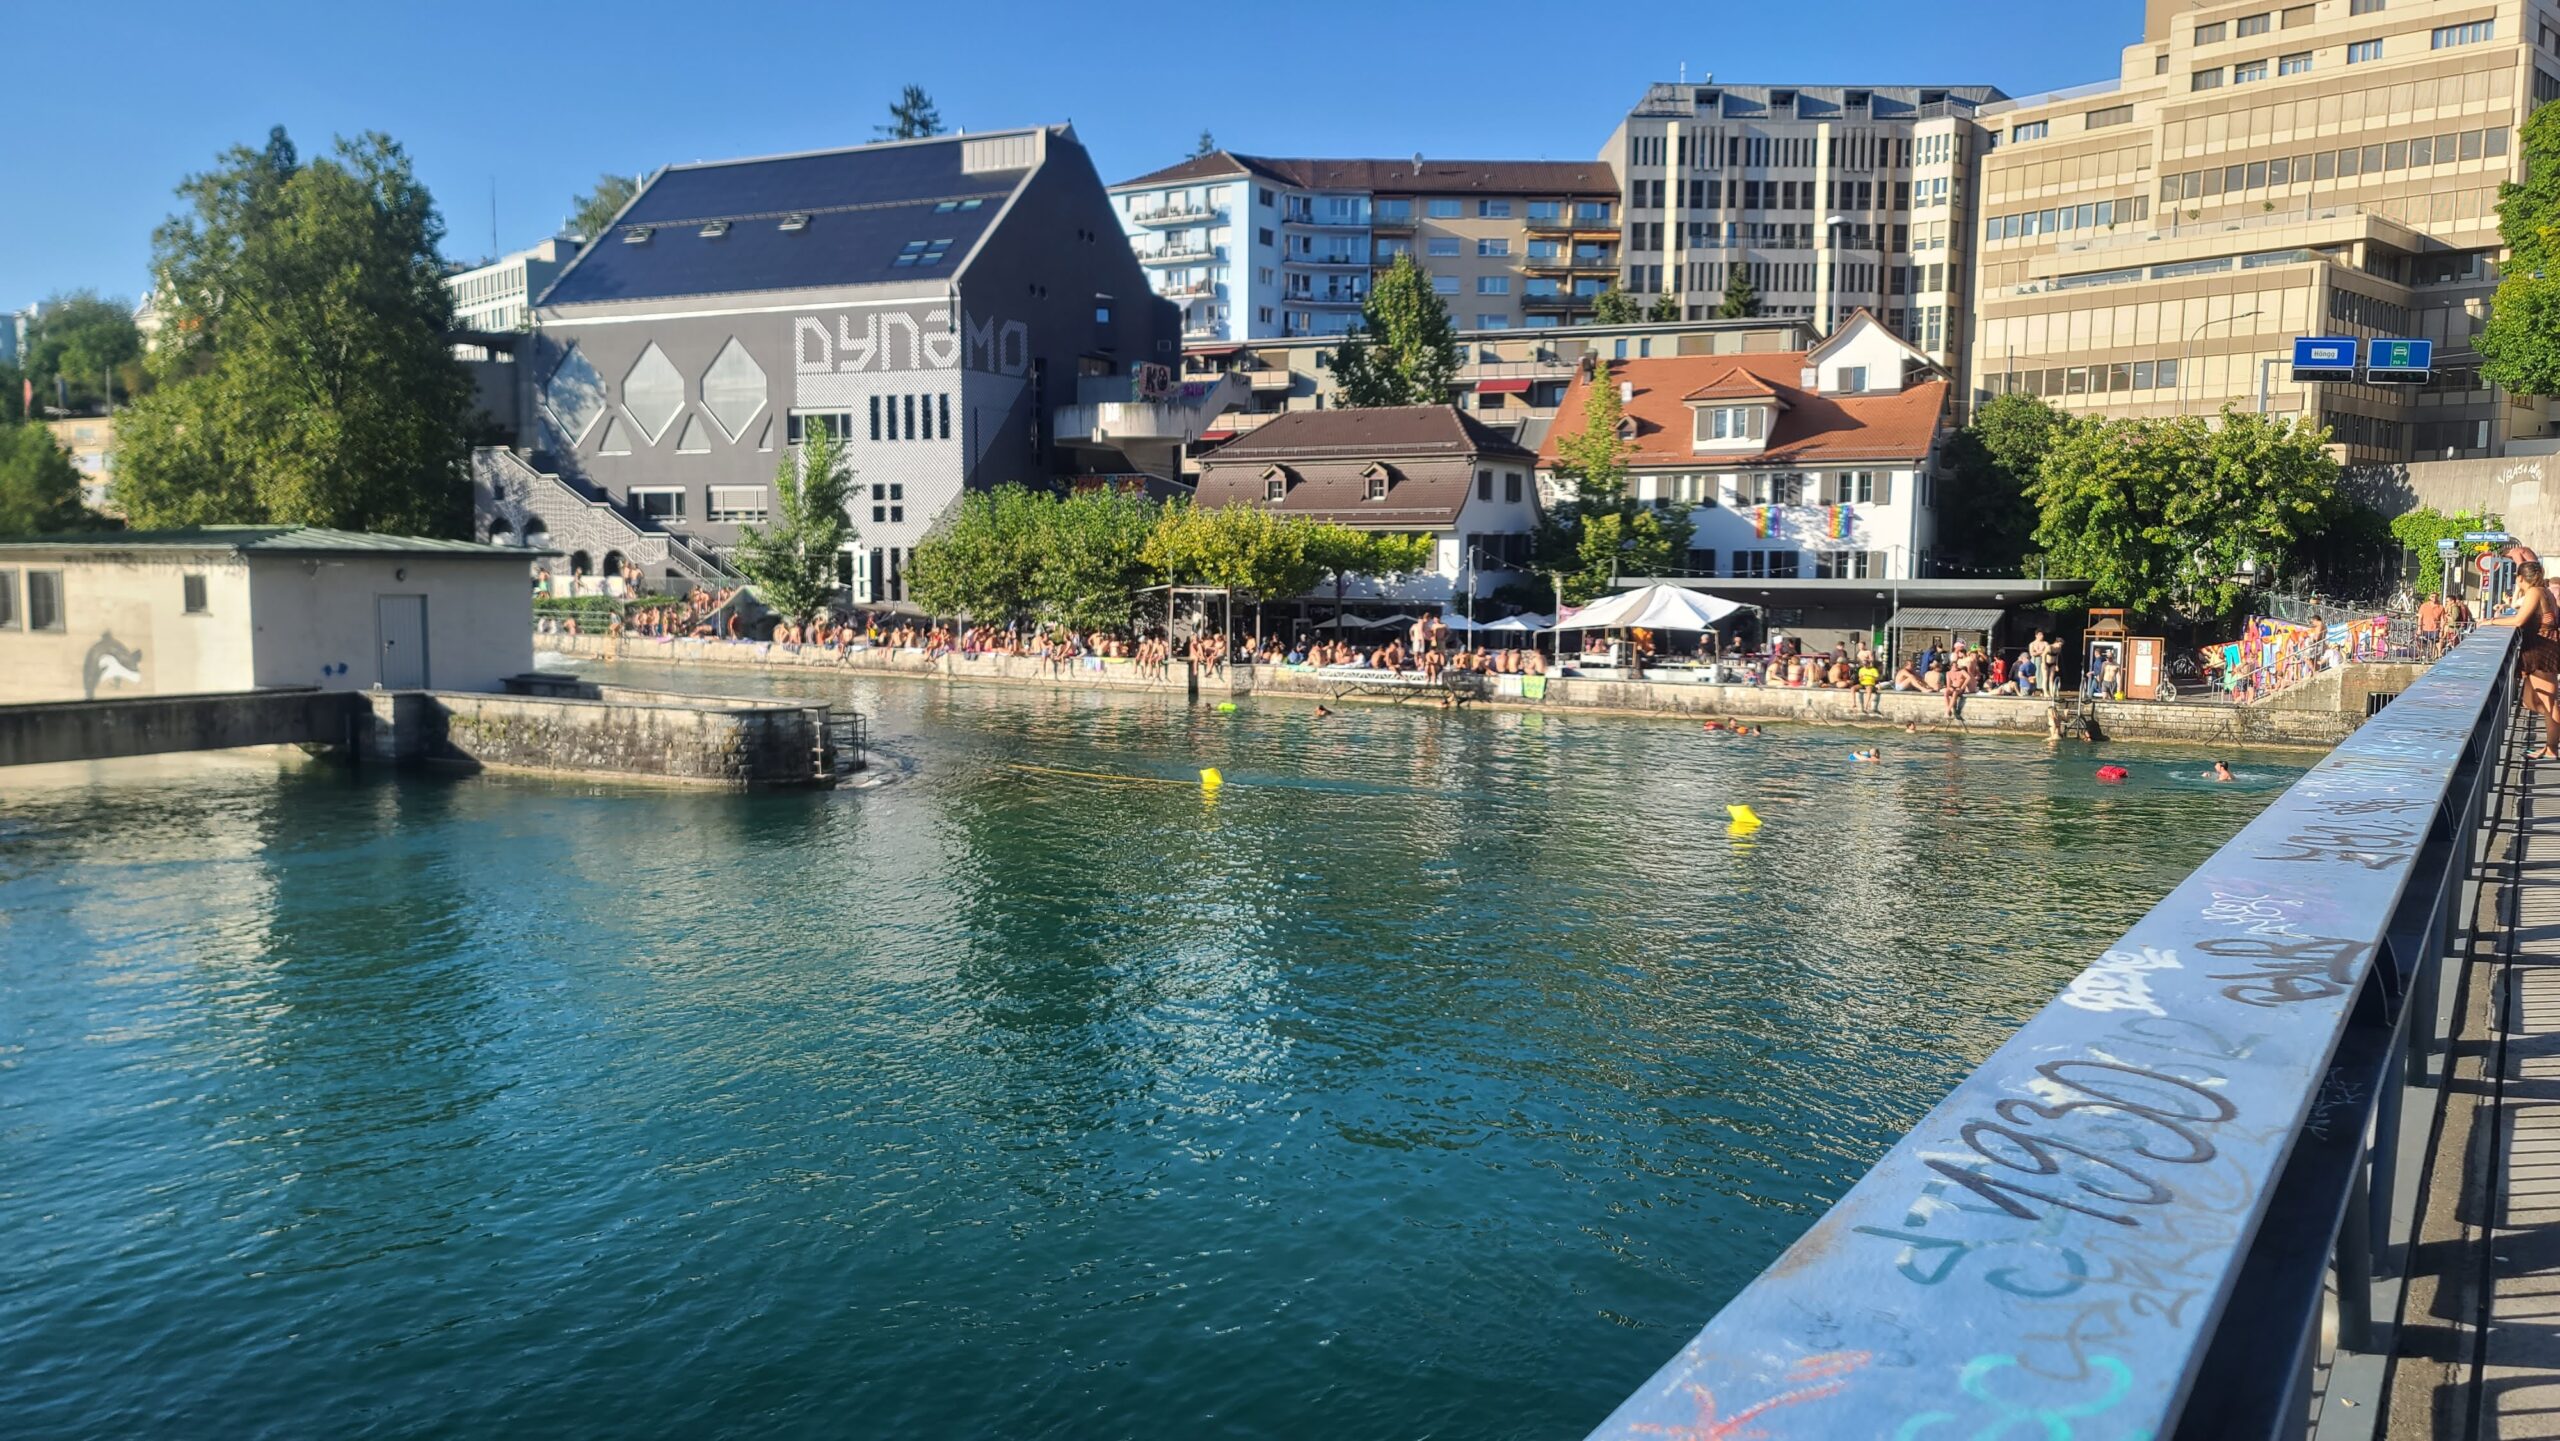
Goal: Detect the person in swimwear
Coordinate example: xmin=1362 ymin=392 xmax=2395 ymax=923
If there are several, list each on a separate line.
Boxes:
xmin=1314 ymin=705 xmax=1333 ymax=718
xmin=1851 ymin=747 xmax=1880 ymax=763
xmin=2210 ymin=760 xmax=2235 ymax=782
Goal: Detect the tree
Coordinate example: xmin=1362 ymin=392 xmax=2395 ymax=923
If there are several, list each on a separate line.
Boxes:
xmin=1031 ymin=488 xmax=1159 ymax=631
xmin=878 ymin=86 xmax=945 ymax=141
xmin=1329 ymin=254 xmax=1461 ymax=407
xmin=2390 ymin=506 xmax=2503 ymax=598
xmin=567 ymin=173 xmax=638 ymax=242
xmin=1142 ymin=502 xmax=1326 ymax=601
xmin=0 ymin=357 xmax=22 ymax=425
xmin=1304 ymin=524 xmax=1432 ymax=617
xmin=2030 ymin=408 xmax=2342 ymax=622
xmin=1537 ymin=360 xmax=1692 ymax=604
xmin=1588 ymin=287 xmax=1641 ymax=324
xmin=1936 ymin=392 xmax=2063 ymax=574
xmin=1717 ymin=266 xmax=1761 ymax=318
xmin=910 ymin=485 xmax=1162 ymax=629
xmin=1648 ymin=290 xmax=1682 ymax=322
xmin=734 ymin=415 xmax=855 ymax=624
xmin=910 ymin=485 xmax=1046 ymax=621
xmin=23 ymin=292 xmax=144 ymax=410
xmin=1192 ymin=130 xmax=1218 ymax=158
xmin=2480 ymin=103 xmax=2560 ymax=395
xmin=119 ymin=127 xmax=476 ymax=536
xmin=0 ymin=424 xmax=94 ymax=536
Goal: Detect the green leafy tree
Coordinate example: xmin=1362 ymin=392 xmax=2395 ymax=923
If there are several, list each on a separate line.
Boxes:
xmin=1536 ymin=360 xmax=1692 ymax=604
xmin=120 ymin=127 xmax=474 ymax=536
xmin=2030 ymin=408 xmax=2341 ymax=621
xmin=1032 ymin=488 xmax=1160 ymax=631
xmin=1648 ymin=290 xmax=1682 ymax=322
xmin=1717 ymin=266 xmax=1761 ymax=318
xmin=2388 ymin=506 xmax=2502 ymax=598
xmin=1330 ymin=253 xmax=1460 ymax=407
xmin=2480 ymin=104 xmax=2560 ymax=395
xmin=0 ymin=424 xmax=95 ymax=536
xmin=0 ymin=357 xmax=22 ymax=425
xmin=1142 ymin=501 xmax=1326 ymax=601
xmin=1937 ymin=392 xmax=2063 ymax=573
xmin=23 ymin=291 xmax=144 ymax=410
xmin=878 ymin=85 xmax=945 ymax=141
xmin=734 ymin=415 xmax=856 ymax=625
xmin=567 ymin=173 xmax=639 ymax=242
xmin=1588 ymin=287 xmax=1640 ymax=324
xmin=1192 ymin=130 xmax=1217 ymax=158
xmin=911 ymin=485 xmax=1046 ymax=621
xmin=1303 ymin=524 xmax=1432 ymax=616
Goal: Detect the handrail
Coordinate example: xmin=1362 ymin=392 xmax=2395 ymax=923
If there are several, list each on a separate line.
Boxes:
xmin=1586 ymin=626 xmax=2517 ymax=1438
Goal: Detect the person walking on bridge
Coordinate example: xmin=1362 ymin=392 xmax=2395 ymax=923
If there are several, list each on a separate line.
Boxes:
xmin=2503 ymin=559 xmax=2560 ymax=761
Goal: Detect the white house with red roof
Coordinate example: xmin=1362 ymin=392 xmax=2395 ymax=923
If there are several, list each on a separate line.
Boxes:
xmin=1537 ymin=312 xmax=1949 ymax=582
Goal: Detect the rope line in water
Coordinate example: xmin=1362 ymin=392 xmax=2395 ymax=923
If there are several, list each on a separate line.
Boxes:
xmin=1000 ymin=762 xmax=1211 ymax=788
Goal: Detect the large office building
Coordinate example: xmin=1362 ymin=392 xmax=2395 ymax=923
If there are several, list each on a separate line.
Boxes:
xmin=1110 ymin=152 xmax=1621 ymax=342
xmin=493 ymin=126 xmax=1203 ymax=604
xmin=1599 ymin=82 xmax=2006 ymax=377
xmin=447 ymin=237 xmax=579 ymax=338
xmin=1967 ymin=0 xmax=2549 ymax=462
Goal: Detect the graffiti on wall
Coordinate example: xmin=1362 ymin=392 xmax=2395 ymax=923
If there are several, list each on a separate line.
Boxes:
xmin=82 ymin=633 xmax=144 ymax=700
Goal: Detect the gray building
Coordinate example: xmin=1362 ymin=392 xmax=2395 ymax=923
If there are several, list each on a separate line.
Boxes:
xmin=489 ymin=126 xmax=1203 ymax=605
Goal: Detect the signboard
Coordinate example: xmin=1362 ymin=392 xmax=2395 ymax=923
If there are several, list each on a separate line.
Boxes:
xmin=2365 ymin=337 xmax=2433 ymax=383
xmin=2462 ymin=529 xmax=2513 ymax=543
xmin=2438 ymin=538 xmax=2461 ymax=552
xmin=2479 ymin=553 xmax=2503 ymax=577
xmin=2291 ymin=336 xmax=2359 ymax=377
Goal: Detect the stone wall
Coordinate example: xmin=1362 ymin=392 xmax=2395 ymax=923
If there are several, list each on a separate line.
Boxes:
xmin=360 ymin=689 xmax=823 ymax=787
xmin=2353 ymin=452 xmax=2557 ymax=555
xmin=539 ymin=632 xmax=2377 ymax=749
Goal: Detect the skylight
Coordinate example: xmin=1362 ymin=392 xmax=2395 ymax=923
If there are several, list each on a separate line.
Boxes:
xmin=892 ymin=237 xmax=955 ymax=268
xmin=699 ymin=220 xmax=730 ymax=238
xmin=931 ymin=198 xmax=986 ymax=213
xmin=621 ymin=228 xmax=652 ymax=245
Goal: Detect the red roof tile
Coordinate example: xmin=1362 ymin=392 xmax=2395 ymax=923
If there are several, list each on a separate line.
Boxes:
xmin=1539 ymin=353 xmax=1945 ymax=470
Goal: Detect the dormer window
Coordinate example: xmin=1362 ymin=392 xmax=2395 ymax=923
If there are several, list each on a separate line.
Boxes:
xmin=1838 ymin=365 xmax=1868 ymax=392
xmin=1261 ymin=464 xmax=1291 ymax=501
xmin=1697 ymin=405 xmax=1768 ymax=443
xmin=1614 ymin=416 xmax=1639 ymax=441
xmin=1361 ymin=462 xmax=1391 ymax=501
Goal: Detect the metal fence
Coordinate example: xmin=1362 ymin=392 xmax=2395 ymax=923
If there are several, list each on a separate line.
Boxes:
xmin=1586 ymin=624 xmax=2517 ymax=1440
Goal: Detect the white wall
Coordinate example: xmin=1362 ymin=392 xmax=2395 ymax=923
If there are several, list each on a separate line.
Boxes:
xmin=0 ymin=551 xmax=256 ymax=703
xmin=247 ymin=555 xmax=533 ymax=694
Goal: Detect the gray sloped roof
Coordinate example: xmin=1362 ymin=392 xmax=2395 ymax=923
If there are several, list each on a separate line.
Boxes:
xmin=0 ymin=526 xmax=546 ymax=559
xmin=541 ymin=132 xmax=1049 ymax=307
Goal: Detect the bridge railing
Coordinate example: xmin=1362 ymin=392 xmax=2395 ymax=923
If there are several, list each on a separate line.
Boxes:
xmin=1587 ymin=626 xmax=2518 ymax=1440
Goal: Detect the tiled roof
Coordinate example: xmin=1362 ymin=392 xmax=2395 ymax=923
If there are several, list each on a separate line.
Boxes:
xmin=1538 ymin=354 xmax=1945 ymax=469
xmin=1117 ymin=150 xmax=1616 ymax=197
xmin=1206 ymin=405 xmax=1534 ymax=461
xmin=541 ymin=129 xmax=1058 ymax=307
xmin=0 ymin=526 xmax=546 ymax=559
xmin=1681 ymin=368 xmax=1785 ymax=402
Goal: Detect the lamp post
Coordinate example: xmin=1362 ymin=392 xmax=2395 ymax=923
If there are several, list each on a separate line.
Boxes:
xmin=2180 ymin=308 xmax=2263 ymax=416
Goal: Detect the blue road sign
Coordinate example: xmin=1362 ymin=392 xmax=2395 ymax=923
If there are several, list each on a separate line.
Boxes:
xmin=2463 ymin=529 xmax=2514 ymax=543
xmin=2439 ymin=538 xmax=2461 ymax=551
xmin=2366 ymin=337 xmax=2434 ymax=380
xmin=2291 ymin=336 xmax=2359 ymax=375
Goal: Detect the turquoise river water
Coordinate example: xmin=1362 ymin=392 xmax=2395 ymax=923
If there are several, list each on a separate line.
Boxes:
xmin=0 ymin=666 xmax=2307 ymax=1439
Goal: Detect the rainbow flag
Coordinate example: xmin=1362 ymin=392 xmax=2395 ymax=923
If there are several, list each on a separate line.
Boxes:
xmin=1751 ymin=505 xmax=1771 ymax=539
xmin=1827 ymin=505 xmax=1850 ymax=540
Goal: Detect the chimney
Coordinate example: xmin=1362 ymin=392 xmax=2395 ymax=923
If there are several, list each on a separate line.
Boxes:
xmin=1619 ymin=381 xmax=1634 ymax=403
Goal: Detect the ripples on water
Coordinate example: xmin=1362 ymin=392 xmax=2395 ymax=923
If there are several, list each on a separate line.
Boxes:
xmin=0 ymin=671 xmax=2303 ymax=1439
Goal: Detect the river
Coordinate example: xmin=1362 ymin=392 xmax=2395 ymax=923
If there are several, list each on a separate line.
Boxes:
xmin=0 ymin=667 xmax=2305 ymax=1438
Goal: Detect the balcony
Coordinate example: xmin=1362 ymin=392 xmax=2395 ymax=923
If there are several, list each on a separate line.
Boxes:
xmin=1288 ymin=290 xmax=1367 ymax=308
xmin=1244 ymin=368 xmax=1294 ymax=391
xmin=1158 ymin=278 xmax=1222 ymax=300
xmin=1527 ymin=213 xmax=1619 ymax=238
xmin=1281 ymin=212 xmax=1369 ymax=231
xmin=1523 ymin=254 xmax=1618 ymax=276
xmin=1521 ymin=292 xmax=1588 ymax=312
xmin=1138 ymin=244 xmax=1220 ymax=267
xmin=1371 ymin=212 xmax=1415 ymax=234
xmin=1288 ymin=253 xmax=1370 ymax=270
xmin=1130 ymin=203 xmax=1225 ymax=229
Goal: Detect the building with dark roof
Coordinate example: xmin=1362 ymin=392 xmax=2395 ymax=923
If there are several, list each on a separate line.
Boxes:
xmin=1191 ymin=406 xmax=1539 ymax=606
xmin=495 ymin=126 xmax=1222 ymax=607
xmin=1535 ymin=311 xmax=1950 ymax=584
xmin=1109 ymin=150 xmax=1621 ymax=344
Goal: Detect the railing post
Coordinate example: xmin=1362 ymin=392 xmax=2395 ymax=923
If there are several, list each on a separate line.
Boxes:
xmin=2338 ymin=1161 xmax=2376 ymax=1352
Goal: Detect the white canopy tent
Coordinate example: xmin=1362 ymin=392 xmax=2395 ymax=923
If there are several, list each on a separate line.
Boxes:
xmin=1482 ymin=613 xmax=1553 ymax=633
xmin=1553 ymin=585 xmax=1748 ymax=632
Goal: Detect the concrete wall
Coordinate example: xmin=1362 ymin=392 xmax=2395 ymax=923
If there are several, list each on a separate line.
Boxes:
xmin=2354 ymin=452 xmax=2557 ymax=557
xmin=0 ymin=688 xmax=355 ymax=767
xmin=0 ymin=552 xmax=257 ymax=703
xmin=246 ymin=555 xmax=533 ymax=694
xmin=360 ymin=689 xmax=823 ymax=787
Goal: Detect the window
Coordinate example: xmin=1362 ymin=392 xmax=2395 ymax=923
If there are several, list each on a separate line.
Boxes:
xmin=1426 ymin=237 xmax=1461 ymax=256
xmin=1505 ymin=473 xmax=1522 ymax=503
xmin=1365 ymin=474 xmax=1388 ymax=501
xmin=1476 ymin=314 xmax=1511 ymax=329
xmin=1265 ymin=475 xmax=1285 ymax=502
xmin=1478 ymin=199 xmax=1512 ymax=218
xmin=1426 ymin=199 xmax=1462 ymax=218
xmin=1375 ymin=199 xmax=1412 ymax=222
xmin=1478 ymin=470 xmax=1494 ymax=501
xmin=2433 ymin=20 xmax=2492 ymax=48
xmin=2192 ymin=67 xmax=2225 ymax=90
xmin=2195 ymin=21 xmax=2226 ymax=43
xmin=891 ymin=237 xmax=953 ymax=267
xmin=2236 ymin=12 xmax=2269 ymax=36
xmin=1476 ymin=238 xmax=1510 ymax=257
xmin=2279 ymin=50 xmax=2313 ymax=75
xmin=631 ymin=488 xmax=686 ymax=521
xmin=1835 ymin=471 xmax=1877 ymax=503
xmin=27 ymin=570 xmax=61 ymax=632
xmin=2012 ymin=120 xmax=2049 ymax=142
xmin=2347 ymin=39 xmax=2382 ymax=62
xmin=709 ymin=486 xmax=769 ymax=524
xmin=183 ymin=574 xmax=208 ymax=615
xmin=1699 ymin=406 xmax=1768 ymax=442
xmin=2086 ymin=105 xmax=2134 ymax=129
xmin=1529 ymin=200 xmax=1562 ymax=221
xmin=2233 ymin=59 xmax=2267 ymax=83
xmin=2282 ymin=3 xmax=2313 ymax=24
xmin=1476 ymin=276 xmax=1510 ymax=294
xmin=0 ymin=568 xmax=13 ymax=629
xmin=1432 ymin=275 xmax=1459 ymax=295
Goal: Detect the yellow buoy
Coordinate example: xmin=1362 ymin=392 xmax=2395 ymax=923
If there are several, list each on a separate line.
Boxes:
xmin=1216 ymin=701 xmax=1237 ymax=712
xmin=1726 ymin=804 xmax=1762 ymax=832
xmin=1200 ymin=768 xmax=1224 ymax=790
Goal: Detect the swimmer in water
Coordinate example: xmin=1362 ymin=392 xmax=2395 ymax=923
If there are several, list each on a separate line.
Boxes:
xmin=2211 ymin=760 xmax=2235 ymax=782
xmin=1904 ymin=721 xmax=1919 ymax=734
xmin=1703 ymin=719 xmax=1724 ymax=732
xmin=1313 ymin=704 xmax=1333 ymax=718
xmin=1852 ymin=747 xmax=1881 ymax=763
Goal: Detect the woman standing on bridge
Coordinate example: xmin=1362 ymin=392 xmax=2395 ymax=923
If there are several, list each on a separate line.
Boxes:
xmin=2507 ymin=559 xmax=2560 ymax=761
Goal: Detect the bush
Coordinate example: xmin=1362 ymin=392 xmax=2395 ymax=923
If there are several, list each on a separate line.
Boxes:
xmin=533 ymin=595 xmax=623 ymax=621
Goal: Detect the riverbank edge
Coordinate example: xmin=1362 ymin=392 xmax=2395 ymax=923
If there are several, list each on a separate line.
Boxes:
xmin=540 ymin=633 xmax=2374 ymax=750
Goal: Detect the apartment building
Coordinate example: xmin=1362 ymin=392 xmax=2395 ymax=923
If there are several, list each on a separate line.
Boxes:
xmin=448 ymin=237 xmax=578 ymax=336
xmin=1600 ymin=82 xmax=2006 ymax=377
xmin=1110 ymin=153 xmax=1620 ymax=342
xmin=1968 ymin=0 xmax=2548 ymax=462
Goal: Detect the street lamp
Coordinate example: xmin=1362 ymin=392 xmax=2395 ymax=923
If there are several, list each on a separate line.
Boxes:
xmin=2180 ymin=308 xmax=2263 ymax=416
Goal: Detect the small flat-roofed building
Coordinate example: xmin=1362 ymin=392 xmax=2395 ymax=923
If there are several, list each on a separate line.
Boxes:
xmin=0 ymin=527 xmax=542 ymax=704
xmin=1191 ymin=405 xmax=1538 ymax=604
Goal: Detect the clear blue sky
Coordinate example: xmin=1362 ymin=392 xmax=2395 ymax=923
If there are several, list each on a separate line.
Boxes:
xmin=3 ymin=0 xmax=2142 ymax=307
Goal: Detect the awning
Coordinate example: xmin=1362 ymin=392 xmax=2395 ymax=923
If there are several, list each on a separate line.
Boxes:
xmin=1887 ymin=606 xmax=2008 ymax=632
xmin=1198 ymin=428 xmax=1236 ymax=441
xmin=1475 ymin=378 xmax=1533 ymax=394
xmin=1185 ymin=343 xmax=1246 ymax=357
